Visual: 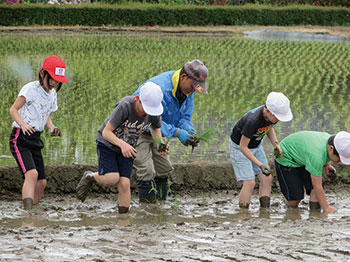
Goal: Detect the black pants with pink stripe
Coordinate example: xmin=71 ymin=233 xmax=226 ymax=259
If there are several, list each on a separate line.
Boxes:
xmin=9 ymin=128 xmax=46 ymax=180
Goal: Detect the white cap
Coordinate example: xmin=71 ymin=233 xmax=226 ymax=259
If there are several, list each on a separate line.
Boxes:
xmin=334 ymin=131 xmax=350 ymax=165
xmin=266 ymin=92 xmax=293 ymax=122
xmin=139 ymin=82 xmax=163 ymax=116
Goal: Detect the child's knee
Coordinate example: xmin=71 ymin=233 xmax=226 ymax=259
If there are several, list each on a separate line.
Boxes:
xmin=260 ymin=174 xmax=273 ymax=186
xmin=24 ymin=169 xmax=39 ymax=181
xmin=243 ymin=179 xmax=256 ymax=190
xmin=118 ymin=178 xmax=130 ymax=193
xmin=37 ymin=179 xmax=47 ymax=190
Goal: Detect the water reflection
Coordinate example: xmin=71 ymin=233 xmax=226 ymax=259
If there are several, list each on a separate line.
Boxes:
xmin=243 ymin=29 xmax=350 ymax=43
xmin=0 ymin=193 xmax=345 ymax=230
xmin=21 ymin=214 xmax=48 ymax=228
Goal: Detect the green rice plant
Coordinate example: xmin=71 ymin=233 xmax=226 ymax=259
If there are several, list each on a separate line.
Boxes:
xmin=185 ymin=128 xmax=214 ymax=153
xmin=153 ymin=137 xmax=172 ymax=153
xmin=172 ymin=193 xmax=179 ymax=211
xmin=1 ymin=34 xmax=350 ymax=166
xmin=149 ymin=180 xmax=158 ymax=196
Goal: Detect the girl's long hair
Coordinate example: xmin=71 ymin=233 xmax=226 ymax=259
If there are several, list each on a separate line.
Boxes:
xmin=39 ymin=70 xmax=62 ymax=92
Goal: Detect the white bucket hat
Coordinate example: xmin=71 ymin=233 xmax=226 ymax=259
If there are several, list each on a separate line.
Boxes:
xmin=139 ymin=82 xmax=164 ymax=116
xmin=334 ymin=131 xmax=350 ymax=165
xmin=266 ymin=92 xmax=293 ymax=122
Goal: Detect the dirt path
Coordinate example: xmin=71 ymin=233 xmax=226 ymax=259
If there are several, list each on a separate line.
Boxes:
xmin=2 ymin=25 xmax=350 ymax=37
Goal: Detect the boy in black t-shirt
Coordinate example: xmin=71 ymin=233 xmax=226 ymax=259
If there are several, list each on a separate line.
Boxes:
xmin=229 ymin=92 xmax=293 ymax=208
xmin=76 ymin=82 xmax=168 ymax=214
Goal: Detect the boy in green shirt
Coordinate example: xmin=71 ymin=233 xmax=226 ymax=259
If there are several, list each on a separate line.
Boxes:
xmin=275 ymin=131 xmax=350 ymax=213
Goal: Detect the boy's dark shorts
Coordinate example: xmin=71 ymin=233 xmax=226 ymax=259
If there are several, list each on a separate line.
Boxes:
xmin=9 ymin=128 xmax=46 ymax=180
xmin=275 ymin=161 xmax=315 ymax=201
xmin=97 ymin=141 xmax=133 ymax=179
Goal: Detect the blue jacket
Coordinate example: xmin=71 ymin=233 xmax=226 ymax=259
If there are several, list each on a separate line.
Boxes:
xmin=133 ymin=70 xmax=195 ymax=138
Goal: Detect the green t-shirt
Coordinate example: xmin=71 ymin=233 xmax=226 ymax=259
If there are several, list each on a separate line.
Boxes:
xmin=275 ymin=131 xmax=331 ymax=177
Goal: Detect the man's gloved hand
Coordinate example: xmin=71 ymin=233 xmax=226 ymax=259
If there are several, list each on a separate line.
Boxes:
xmin=177 ymin=129 xmax=191 ymax=145
xmin=260 ymin=165 xmax=272 ymax=176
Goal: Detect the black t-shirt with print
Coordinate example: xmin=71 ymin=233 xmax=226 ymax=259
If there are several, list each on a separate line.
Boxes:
xmin=230 ymin=105 xmax=275 ymax=149
xmin=96 ymin=96 xmax=161 ymax=152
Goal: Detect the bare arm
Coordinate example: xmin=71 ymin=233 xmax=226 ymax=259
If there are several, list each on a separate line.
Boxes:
xmin=239 ymin=135 xmax=263 ymax=167
xmin=324 ymin=161 xmax=336 ymax=175
xmin=46 ymin=116 xmax=62 ymax=137
xmin=311 ymin=174 xmax=336 ymax=213
xmin=102 ymin=121 xmax=137 ymax=158
xmin=150 ymin=126 xmax=169 ymax=156
xmin=9 ymin=96 xmax=35 ymax=135
xmin=267 ymin=127 xmax=282 ymax=152
xmin=46 ymin=116 xmax=55 ymax=133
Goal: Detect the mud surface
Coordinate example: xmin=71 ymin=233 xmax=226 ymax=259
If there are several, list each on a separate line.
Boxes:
xmin=1 ymin=190 xmax=350 ymax=262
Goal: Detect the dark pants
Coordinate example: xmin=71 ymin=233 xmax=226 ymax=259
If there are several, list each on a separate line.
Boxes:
xmin=9 ymin=128 xmax=45 ymax=180
xmin=275 ymin=161 xmax=316 ymax=201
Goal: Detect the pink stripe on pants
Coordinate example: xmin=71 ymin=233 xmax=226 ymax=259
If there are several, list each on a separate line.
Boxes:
xmin=12 ymin=128 xmax=26 ymax=174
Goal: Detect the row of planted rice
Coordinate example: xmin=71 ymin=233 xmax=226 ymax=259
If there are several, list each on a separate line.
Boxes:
xmin=1 ymin=33 xmax=350 ymax=166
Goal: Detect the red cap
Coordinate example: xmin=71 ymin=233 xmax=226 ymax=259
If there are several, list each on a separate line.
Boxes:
xmin=42 ymin=56 xmax=68 ymax=83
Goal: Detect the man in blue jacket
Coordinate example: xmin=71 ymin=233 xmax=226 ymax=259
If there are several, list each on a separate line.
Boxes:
xmin=133 ymin=59 xmax=208 ymax=203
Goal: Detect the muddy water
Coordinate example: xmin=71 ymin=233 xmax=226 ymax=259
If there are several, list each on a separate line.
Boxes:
xmin=1 ymin=190 xmax=350 ymax=262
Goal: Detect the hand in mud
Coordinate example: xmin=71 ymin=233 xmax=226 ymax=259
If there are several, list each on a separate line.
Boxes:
xmin=260 ymin=165 xmax=272 ymax=176
xmin=274 ymin=147 xmax=283 ymax=158
xmin=50 ymin=127 xmax=62 ymax=137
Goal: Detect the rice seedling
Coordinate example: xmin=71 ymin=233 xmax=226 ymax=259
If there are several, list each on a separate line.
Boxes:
xmin=184 ymin=128 xmax=214 ymax=153
xmin=153 ymin=137 xmax=171 ymax=153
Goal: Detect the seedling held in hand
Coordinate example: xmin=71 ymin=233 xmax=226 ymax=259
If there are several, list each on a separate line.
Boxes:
xmin=184 ymin=128 xmax=214 ymax=153
xmin=153 ymin=137 xmax=171 ymax=153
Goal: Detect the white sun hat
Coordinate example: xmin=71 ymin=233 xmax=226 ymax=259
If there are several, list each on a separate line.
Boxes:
xmin=266 ymin=92 xmax=293 ymax=122
xmin=139 ymin=82 xmax=164 ymax=116
xmin=334 ymin=131 xmax=350 ymax=165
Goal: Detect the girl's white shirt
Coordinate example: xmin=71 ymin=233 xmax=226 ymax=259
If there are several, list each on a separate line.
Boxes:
xmin=12 ymin=81 xmax=58 ymax=132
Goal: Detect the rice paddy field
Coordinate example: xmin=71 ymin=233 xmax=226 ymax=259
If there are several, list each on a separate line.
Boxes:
xmin=1 ymin=33 xmax=350 ymax=166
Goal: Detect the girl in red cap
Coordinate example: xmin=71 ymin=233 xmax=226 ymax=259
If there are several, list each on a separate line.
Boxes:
xmin=9 ymin=56 xmax=68 ymax=211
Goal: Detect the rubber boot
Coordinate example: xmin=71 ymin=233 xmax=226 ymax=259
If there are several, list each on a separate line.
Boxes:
xmin=259 ymin=196 xmax=271 ymax=208
xmin=118 ymin=206 xmax=129 ymax=214
xmin=137 ymin=180 xmax=156 ymax=204
xmin=23 ymin=198 xmax=33 ymax=211
xmin=155 ymin=176 xmax=169 ymax=200
xmin=309 ymin=201 xmax=321 ymax=210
